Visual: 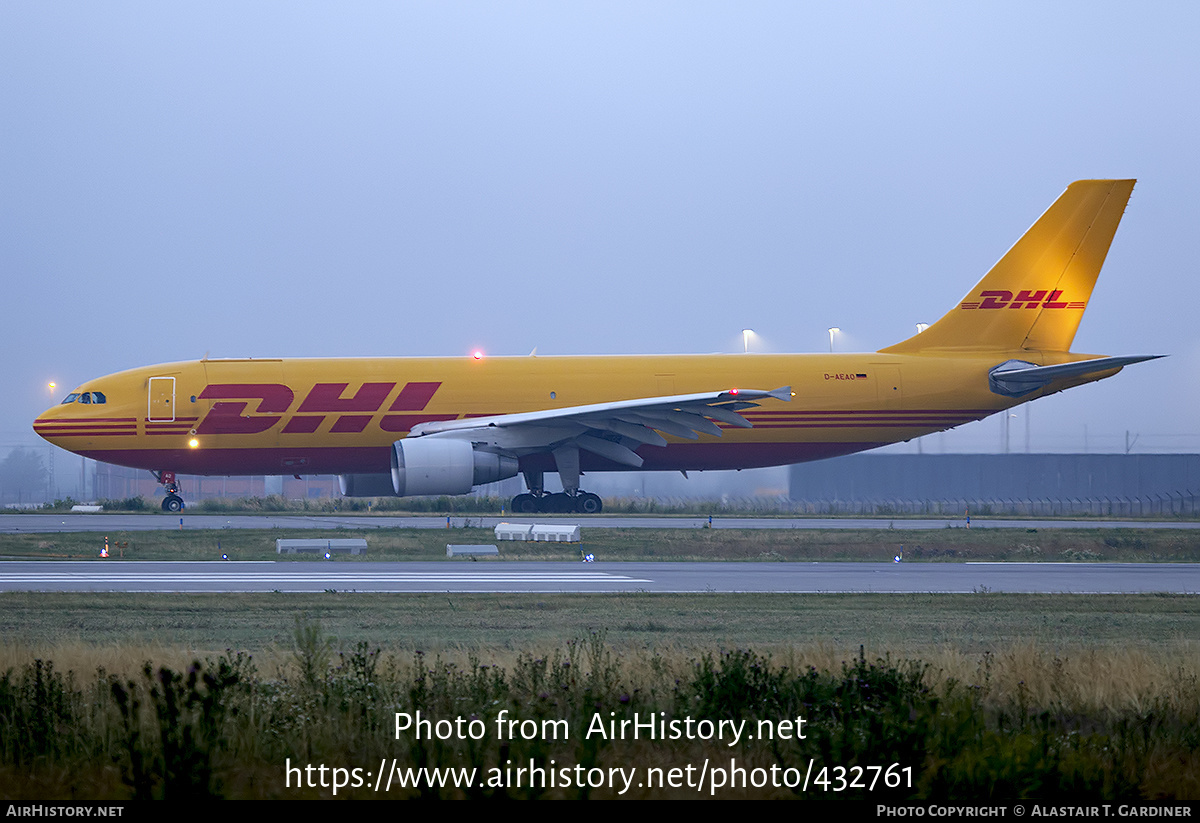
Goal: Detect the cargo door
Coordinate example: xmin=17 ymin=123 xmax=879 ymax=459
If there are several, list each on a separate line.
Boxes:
xmin=148 ymin=376 xmax=176 ymax=422
xmin=874 ymin=365 xmax=903 ymax=410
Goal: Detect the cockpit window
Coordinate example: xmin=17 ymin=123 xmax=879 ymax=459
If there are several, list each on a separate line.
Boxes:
xmin=59 ymin=391 xmax=106 ymax=405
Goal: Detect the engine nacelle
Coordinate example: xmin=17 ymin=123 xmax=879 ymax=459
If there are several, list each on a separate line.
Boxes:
xmin=338 ymin=440 xmax=518 ymax=497
xmin=392 ymin=437 xmax=519 ymax=496
xmin=338 ymin=473 xmax=398 ymax=497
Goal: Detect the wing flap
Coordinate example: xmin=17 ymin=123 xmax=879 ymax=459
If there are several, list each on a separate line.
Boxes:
xmin=576 ymin=434 xmax=645 ymax=468
xmin=692 ymin=403 xmax=753 ymax=428
xmin=613 ymin=412 xmax=701 ymax=440
xmin=579 ymin=417 xmax=669 ymax=447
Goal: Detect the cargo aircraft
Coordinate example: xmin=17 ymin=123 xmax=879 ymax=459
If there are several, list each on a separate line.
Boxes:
xmin=35 ymin=180 xmax=1160 ymax=514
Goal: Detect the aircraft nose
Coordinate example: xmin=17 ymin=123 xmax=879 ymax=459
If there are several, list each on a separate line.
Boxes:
xmin=32 ymin=405 xmax=64 ymax=443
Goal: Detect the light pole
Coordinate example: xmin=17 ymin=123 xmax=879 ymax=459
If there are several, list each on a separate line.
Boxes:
xmin=828 ymin=327 xmax=840 ymax=353
xmin=742 ymin=329 xmax=753 ymax=354
xmin=46 ymin=382 xmax=56 ymax=498
xmin=1004 ymin=413 xmax=1017 ymax=453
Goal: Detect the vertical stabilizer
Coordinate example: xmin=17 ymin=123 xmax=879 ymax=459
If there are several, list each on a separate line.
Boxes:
xmin=881 ymin=179 xmax=1135 ymax=354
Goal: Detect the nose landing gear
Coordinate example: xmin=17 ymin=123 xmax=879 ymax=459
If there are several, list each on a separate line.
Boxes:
xmin=153 ymin=470 xmax=185 ymax=512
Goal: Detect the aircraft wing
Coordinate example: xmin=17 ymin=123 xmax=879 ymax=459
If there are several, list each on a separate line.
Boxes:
xmin=408 ymin=386 xmax=793 ymax=467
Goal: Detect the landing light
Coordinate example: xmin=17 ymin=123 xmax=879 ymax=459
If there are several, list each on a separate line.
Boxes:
xmin=472 ymin=350 xmax=483 ymax=360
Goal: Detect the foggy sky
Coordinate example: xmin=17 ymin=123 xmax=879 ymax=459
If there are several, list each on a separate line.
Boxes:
xmin=3 ymin=2 xmax=1198 ymax=460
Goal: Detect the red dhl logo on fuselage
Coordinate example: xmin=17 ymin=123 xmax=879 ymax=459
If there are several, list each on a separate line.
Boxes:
xmin=192 ymin=381 xmax=454 ymax=435
xmin=959 ymin=290 xmax=1086 ymax=310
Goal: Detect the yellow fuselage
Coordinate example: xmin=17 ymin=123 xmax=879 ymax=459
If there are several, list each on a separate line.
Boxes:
xmin=34 ymin=350 xmax=1088 ymax=477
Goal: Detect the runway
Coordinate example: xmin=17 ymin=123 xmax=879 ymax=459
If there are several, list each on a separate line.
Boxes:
xmin=1 ymin=560 xmax=1197 ymax=593
xmin=4 ymin=513 xmax=1200 ymax=534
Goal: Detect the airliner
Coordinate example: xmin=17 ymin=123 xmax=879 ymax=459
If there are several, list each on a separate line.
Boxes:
xmin=35 ymin=180 xmax=1160 ymax=513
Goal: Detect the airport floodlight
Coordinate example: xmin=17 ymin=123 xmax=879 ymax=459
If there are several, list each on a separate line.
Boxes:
xmin=742 ymin=329 xmax=753 ymax=354
xmin=828 ymin=327 xmax=840 ymax=353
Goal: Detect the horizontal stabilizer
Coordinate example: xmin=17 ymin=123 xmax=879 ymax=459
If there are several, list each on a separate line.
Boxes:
xmin=989 ymin=355 xmax=1164 ymax=397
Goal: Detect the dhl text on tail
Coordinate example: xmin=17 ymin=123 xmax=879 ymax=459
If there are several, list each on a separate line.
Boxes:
xmin=35 ymin=180 xmax=1162 ymax=514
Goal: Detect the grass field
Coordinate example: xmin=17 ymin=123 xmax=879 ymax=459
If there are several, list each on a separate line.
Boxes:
xmin=1 ymin=592 xmax=1198 ymax=656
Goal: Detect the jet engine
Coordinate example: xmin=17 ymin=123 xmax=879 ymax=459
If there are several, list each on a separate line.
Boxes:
xmin=339 ymin=438 xmax=518 ymax=497
xmin=338 ymin=472 xmax=397 ymax=497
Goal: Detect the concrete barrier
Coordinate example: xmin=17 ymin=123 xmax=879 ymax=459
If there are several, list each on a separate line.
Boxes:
xmin=447 ymin=544 xmax=499 ymax=557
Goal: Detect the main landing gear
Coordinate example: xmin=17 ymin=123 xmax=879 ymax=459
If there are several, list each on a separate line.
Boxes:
xmin=511 ymin=490 xmax=603 ymax=514
xmin=153 ymin=470 xmax=185 ymax=512
xmin=509 ymin=464 xmax=604 ymax=515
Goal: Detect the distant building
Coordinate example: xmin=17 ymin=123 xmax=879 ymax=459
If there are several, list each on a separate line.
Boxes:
xmin=77 ymin=453 xmax=1200 ymax=516
xmin=788 ymin=454 xmax=1200 ymax=516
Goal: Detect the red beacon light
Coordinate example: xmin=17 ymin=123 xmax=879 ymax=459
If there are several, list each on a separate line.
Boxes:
xmin=729 ymin=388 xmax=739 ymax=395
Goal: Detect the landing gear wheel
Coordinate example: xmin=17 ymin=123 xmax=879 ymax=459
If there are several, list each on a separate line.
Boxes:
xmin=576 ymin=493 xmax=602 ymax=514
xmin=512 ymin=494 xmax=539 ymax=514
xmin=162 ymin=495 xmax=184 ymax=513
xmin=539 ymin=493 xmax=565 ymax=513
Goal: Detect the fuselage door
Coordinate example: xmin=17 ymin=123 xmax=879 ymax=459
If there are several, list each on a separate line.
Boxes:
xmin=148 ymin=376 xmax=176 ymax=422
xmin=874 ymin=365 xmax=903 ymax=410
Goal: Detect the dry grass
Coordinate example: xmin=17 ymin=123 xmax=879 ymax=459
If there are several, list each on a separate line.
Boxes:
xmin=920 ymin=641 xmax=1200 ymax=714
xmin=4 ymin=636 xmax=1197 ymax=719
